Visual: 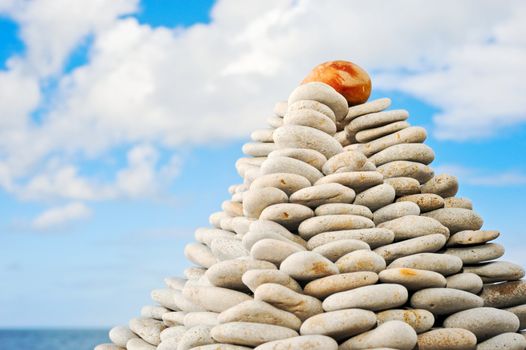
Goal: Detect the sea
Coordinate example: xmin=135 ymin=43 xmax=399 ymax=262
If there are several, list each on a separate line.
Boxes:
xmin=0 ymin=329 xmax=109 ymax=350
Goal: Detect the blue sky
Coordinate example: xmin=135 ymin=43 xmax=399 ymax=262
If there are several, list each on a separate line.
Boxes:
xmin=0 ymin=0 xmax=525 ymax=328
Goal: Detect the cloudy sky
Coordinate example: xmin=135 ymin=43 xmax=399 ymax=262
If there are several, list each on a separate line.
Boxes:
xmin=0 ymin=0 xmax=525 ymax=328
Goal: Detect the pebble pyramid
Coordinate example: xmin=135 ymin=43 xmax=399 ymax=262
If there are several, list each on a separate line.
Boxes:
xmin=96 ymin=74 xmax=526 ymax=350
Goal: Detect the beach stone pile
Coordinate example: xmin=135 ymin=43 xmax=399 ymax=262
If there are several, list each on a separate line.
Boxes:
xmin=96 ymin=81 xmax=526 ymax=350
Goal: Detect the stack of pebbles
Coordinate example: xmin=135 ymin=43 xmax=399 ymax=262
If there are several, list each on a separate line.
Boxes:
xmin=96 ymin=81 xmax=526 ymax=350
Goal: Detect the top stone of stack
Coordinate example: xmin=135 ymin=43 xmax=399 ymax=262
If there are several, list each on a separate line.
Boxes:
xmin=95 ymin=60 xmax=526 ymax=350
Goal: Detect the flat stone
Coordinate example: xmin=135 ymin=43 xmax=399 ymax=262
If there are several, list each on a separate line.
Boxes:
xmin=250 ymin=173 xmax=311 ymax=196
xmin=477 ymin=333 xmax=526 ymax=350
xmin=423 ymin=208 xmax=483 ymax=234
xmin=267 ymin=115 xmax=284 ymax=128
xmin=480 ymin=280 xmax=526 ymax=308
xmin=151 ymin=289 xmax=206 ymax=312
xmin=444 ymin=243 xmax=504 ymax=264
xmin=288 ymin=99 xmax=336 ymax=122
xmin=195 ymin=228 xmax=235 ymax=247
xmin=446 ymin=273 xmax=483 ymax=293
xmin=443 ymin=307 xmax=520 ymax=341
xmin=377 ymin=309 xmax=434 ymax=333
xmin=355 ymin=126 xmax=427 ymax=157
xmin=269 ymin=148 xmax=327 ymax=171
xmin=369 ymin=143 xmax=435 ymax=166
xmin=206 ymin=259 xmax=276 ymax=290
xmin=242 ymin=269 xmax=302 ymax=293
xmin=251 ymin=128 xmax=274 ymax=143
xmin=109 ymin=326 xmax=138 ymax=347
xmin=374 ymin=234 xmax=447 ymax=262
xmin=303 ymin=271 xmax=378 ymax=299
xmin=384 ymin=177 xmax=421 ymax=196
xmin=184 ymin=267 xmax=206 ymax=280
xmin=397 ymin=193 xmax=444 ymax=212
xmin=300 ymin=309 xmax=377 ymax=339
xmin=354 ymin=183 xmax=396 ymax=211
xmin=373 ymin=201 xmax=420 ymax=225
xmin=378 ymin=215 xmax=449 ymax=241
xmin=388 ymin=253 xmax=463 ymax=276
xmin=311 ymin=239 xmax=370 ymax=261
xmin=242 ymin=187 xmax=288 ymax=218
xmin=307 ymin=228 xmax=395 ymax=250
xmin=210 ymin=237 xmax=248 ymax=261
xmin=347 ymin=109 xmax=409 ymax=133
xmin=379 ymin=268 xmax=446 ymax=291
xmin=314 ymin=171 xmax=383 ymax=193
xmin=339 ymin=320 xmax=417 ymax=350
xmin=126 ymin=338 xmax=156 ymax=350
xmin=416 ymin=328 xmax=477 ymax=350
xmin=129 ymin=318 xmax=165 ymax=346
xmin=410 ymin=288 xmax=483 ymax=315
xmin=298 ymin=214 xmax=374 ymax=239
xmin=314 ymin=203 xmax=373 ymax=218
xmin=242 ymin=142 xmax=277 ymax=157
xmin=254 ymin=283 xmax=323 ymax=321
xmin=287 ymin=82 xmax=348 ymax=121
xmin=162 ymin=312 xmax=186 ymax=326
xmin=274 ymin=101 xmax=288 ymax=117
xmin=421 ymin=174 xmax=459 ymax=198
xmin=444 ymin=197 xmax=473 ymax=209
xmin=183 ymin=286 xmax=252 ymax=313
xmin=446 ymin=230 xmax=499 ymax=247
xmin=345 ymin=98 xmax=391 ymax=122
xmin=378 ymin=160 xmax=434 ymax=184
xmin=254 ymin=335 xmax=338 ymax=350
xmin=250 ymin=239 xmax=305 ymax=265
xmin=335 ymin=249 xmax=386 ymax=273
xmin=355 ymin=120 xmax=410 ymax=143
xmin=283 ymin=109 xmax=336 ymax=135
xmin=463 ymin=261 xmax=525 ymax=283
xmin=322 ymin=151 xmax=368 ymax=175
xmin=185 ymin=243 xmax=218 ymax=268
xmin=141 ymin=305 xmax=169 ymax=320
xmin=323 ymin=283 xmax=408 ymax=312
xmin=230 ymin=217 xmax=255 ymax=236
xmin=176 ymin=325 xmax=214 ymax=350
xmin=260 ymin=156 xmax=323 ymax=184
xmin=218 ymin=300 xmax=301 ymax=330
xmin=184 ymin=313 xmax=219 ymax=327
xmin=164 ymin=277 xmax=186 ymax=291
xmin=290 ymin=183 xmax=355 ymax=208
xmin=94 ymin=344 xmax=125 ymax=350
xmin=249 ymin=220 xmax=307 ymax=247
xmin=259 ymin=203 xmax=314 ymax=230
xmin=280 ymin=251 xmax=338 ymax=281
xmin=242 ymin=231 xmax=305 ymax=252
xmin=273 ymin=125 xmax=343 ymax=159
xmin=505 ymin=304 xmax=526 ymax=330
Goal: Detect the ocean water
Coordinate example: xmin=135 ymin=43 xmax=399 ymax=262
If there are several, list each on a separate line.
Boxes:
xmin=0 ymin=329 xmax=109 ymax=350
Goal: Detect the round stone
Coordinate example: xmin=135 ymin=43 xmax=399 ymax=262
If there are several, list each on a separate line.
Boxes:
xmin=109 ymin=326 xmax=138 ymax=347
xmin=269 ymin=148 xmax=327 ymax=171
xmin=290 ymin=183 xmax=355 ymax=208
xmin=504 ymin=304 xmax=526 ymax=330
xmin=421 ymin=174 xmax=459 ymax=198
xmin=298 ymin=214 xmax=374 ymax=239
xmin=195 ymin=228 xmax=235 ymax=246
xmin=354 ymin=183 xmax=396 ymax=211
xmin=410 ymin=288 xmax=484 ymax=315
xmin=347 ymin=109 xmax=409 ymax=133
xmin=141 ymin=306 xmax=169 ymax=320
xmin=126 ymin=339 xmax=156 ymax=350
xmin=184 ymin=313 xmax=219 ymax=328
xmin=373 ymin=201 xmax=421 ymax=225
xmin=274 ymin=101 xmax=288 ymax=117
xmin=303 ymin=271 xmax=378 ymax=299
xmin=446 ymin=273 xmax=483 ymax=294
xmin=384 ymin=177 xmax=421 ymax=197
xmin=241 ymin=269 xmax=302 ymax=293
xmin=250 ymin=173 xmax=311 ymax=196
xmin=260 ymin=156 xmax=323 ymax=184
xmin=322 ymin=150 xmax=369 ymax=175
xmin=388 ymin=253 xmax=463 ymax=276
xmin=242 ymin=187 xmax=288 ymax=218
xmin=355 ymin=120 xmax=410 ymax=143
xmin=242 ymin=142 xmax=278 ymax=157
xmin=210 ymin=237 xmax=248 ymax=261
xmin=249 ymin=220 xmax=307 ymax=248
xmin=251 ymin=128 xmax=274 ymax=142
xmin=379 ymin=268 xmax=446 ymax=291
xmin=446 ymin=230 xmax=500 ymax=246
xmin=162 ymin=312 xmax=185 ymax=326
xmin=307 ymin=228 xmax=395 ymax=250
xmin=315 ymin=171 xmax=384 ymax=192
xmin=312 ymin=239 xmax=370 ymax=261
xmin=377 ymin=309 xmax=435 ymax=333
xmin=206 ymin=259 xmax=276 ymax=290
xmin=476 ymin=333 xmax=526 ymax=350
xmin=151 ymin=288 xmax=205 ymax=312
xmin=369 ymin=143 xmax=435 ymax=166
xmin=183 ymin=286 xmax=252 ymax=313
xmin=444 ymin=197 xmax=473 ymax=209
xmin=250 ymin=239 xmax=305 ymax=265
xmin=185 ymin=243 xmax=217 ymax=268
xmin=283 ymin=109 xmax=337 ymax=135
xmin=176 ymin=325 xmax=214 ymax=350
xmin=417 ymin=328 xmax=477 ymax=350
xmin=378 ymin=160 xmax=434 ymax=184
xmin=345 ymin=97 xmax=391 ymax=122
xmin=357 ymin=126 xmax=427 ymax=157
xmin=374 ymin=234 xmax=447 ymax=262
xmin=463 ymin=261 xmax=525 ymax=283
xmin=378 ymin=215 xmax=449 ymax=241
xmin=339 ymin=320 xmax=417 ymax=350
xmin=254 ymin=335 xmax=338 ymax=350
xmin=211 ymin=322 xmax=298 ymax=347
xmin=129 ymin=318 xmax=165 ymax=346
xmin=323 ymin=284 xmax=408 ymax=312
xmin=480 ymin=280 xmax=526 ymax=308
xmin=287 ymin=99 xmax=336 ymax=122
xmin=422 ymin=208 xmax=483 ymax=234
xmin=396 ymin=193 xmax=445 ymax=212
xmin=259 ymin=203 xmax=314 ymax=230
xmin=273 ymin=125 xmax=343 ymax=159
xmin=288 ymin=82 xmax=348 ymax=120
xmin=280 ymin=251 xmax=338 ymax=281
xmin=335 ymin=249 xmax=386 ymax=273
xmin=300 ymin=308 xmax=377 ymax=339
xmin=444 ymin=243 xmax=505 ymax=264
xmin=314 ymin=203 xmax=373 ymax=219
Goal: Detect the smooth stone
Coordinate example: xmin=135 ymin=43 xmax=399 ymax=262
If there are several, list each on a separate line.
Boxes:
xmin=109 ymin=326 xmax=138 ymax=347
xmin=260 ymin=156 xmax=323 ymax=184
xmin=307 ymin=228 xmax=395 ymax=250
xmin=480 ymin=280 xmax=526 ymax=308
xmin=323 ymin=284 xmax=408 ymax=312
xmin=290 ymin=183 xmax=355 ymax=208
xmin=378 ymin=161 xmax=434 ymax=184
xmin=421 ymin=174 xmax=459 ymax=198
xmin=151 ymin=289 xmax=205 ymax=312
xmin=184 ymin=312 xmax=218 ymax=328
xmin=423 ymin=208 xmax=483 ymax=234
xmin=287 ymin=82 xmax=348 ymax=121
xmin=312 ymin=239 xmax=370 ymax=262
xmin=303 ymin=271 xmax=378 ymax=299
xmin=379 ymin=268 xmax=446 ymax=291
xmin=184 ymin=243 xmax=217 ymax=268
xmin=236 ymin=157 xmax=265 ymax=177
xmin=210 ymin=237 xmax=248 ymax=261
xmin=378 ymin=215 xmax=449 ymax=241
xmin=315 ymin=203 xmax=373 ymax=219
xmin=373 ymin=201 xmax=420 ymax=225
xmin=354 ymin=184 xmax=396 ymax=211
xmin=280 ymin=251 xmax=338 ymax=281
xmin=206 ymin=259 xmax=276 ymax=290
xmin=274 ymin=101 xmax=288 ymax=117
xmin=129 ymin=318 xmax=165 ymax=346
xmin=191 ymin=345 xmax=252 ymax=350
xmin=254 ymin=335 xmax=338 ymax=350
xmin=377 ymin=309 xmax=435 ymax=333
xmin=242 ymin=187 xmax=288 ymax=218
xmin=288 ymin=99 xmax=336 ymax=122
xmin=242 ymin=142 xmax=277 ymax=157
xmin=250 ymin=173 xmax=311 ymax=196
xmin=477 ymin=333 xmax=526 ymax=350
xmin=251 ymin=128 xmax=274 ymax=142
xmin=355 ymin=120 xmax=410 ymax=143
xmin=183 ymin=286 xmax=251 ymax=313
xmin=160 ymin=325 xmax=186 ymax=342
xmin=345 ymin=97 xmax=391 ymax=122
xmin=211 ymin=322 xmax=298 ymax=347
xmin=445 ymin=243 xmax=504 ymax=264
xmin=268 ymin=148 xmax=327 ymax=171
xmin=268 ymin=115 xmax=284 ymax=128
xmin=335 ymin=249 xmax=386 ymax=273
xmin=218 ymin=300 xmax=302 ymax=331
xmin=141 ymin=305 xmax=169 ymax=320
xmin=298 ymin=214 xmax=374 ymax=240
xmin=249 ymin=220 xmax=307 ymax=247
xmin=254 ymin=283 xmax=323 ymax=321
xmin=396 ymin=193 xmax=444 ymax=212
xmin=242 ymin=269 xmax=302 ymax=293
xmin=300 ymin=309 xmax=376 ymax=339
xmin=162 ymin=312 xmax=186 ymax=326
xmin=315 ymin=171 xmax=384 ymax=192
xmin=446 ymin=230 xmax=500 ymax=247
xmin=230 ymin=216 xmax=255 ymax=236
xmin=242 ymin=230 xmax=305 ymax=252
xmin=388 ymin=253 xmax=463 ymax=276
xmin=384 ymin=177 xmax=421 ymax=196
xmin=369 ymin=143 xmax=435 ymax=166
xmin=209 ymin=211 xmax=229 ymax=228
xmin=356 ymin=126 xmax=427 ymax=157
xmin=446 ymin=273 xmax=483 ymax=293
xmin=339 ymin=320 xmax=417 ymax=350
xmin=259 ymin=203 xmax=314 ymax=230
xmin=94 ymin=344 xmax=124 ymax=350
xmin=334 ymin=129 xmax=352 ymax=146
xmin=444 ymin=307 xmax=520 ymax=341
xmin=273 ymin=125 xmax=343 ymax=159
xmin=505 ymin=304 xmax=526 ymax=329
xmin=126 ymin=338 xmax=156 ymax=350
xmin=251 ymin=239 xmax=305 ymax=265
xmin=284 ymin=109 xmax=336 ymax=135
xmin=417 ymin=328 xmax=477 ymax=350
xmin=164 ymin=277 xmax=187 ymax=291
xmin=374 ymin=234 xmax=446 ymax=262
xmin=347 ymin=109 xmax=409 ymax=133
xmin=195 ymin=228 xmax=235 ymax=247
xmin=444 ymin=197 xmax=473 ymax=209
xmin=410 ymin=287 xmax=483 ymax=315
xmin=463 ymin=261 xmax=525 ymax=283
xmin=183 ymin=267 xmax=206 ymax=281
xmin=176 ymin=325 xmax=214 ymax=350
xmin=322 ymin=151 xmax=368 ymax=175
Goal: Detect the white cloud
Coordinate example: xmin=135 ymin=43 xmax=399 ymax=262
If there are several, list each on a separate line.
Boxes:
xmin=434 ymin=164 xmax=526 ymax=186
xmin=32 ymin=202 xmax=92 ymax=230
